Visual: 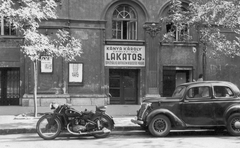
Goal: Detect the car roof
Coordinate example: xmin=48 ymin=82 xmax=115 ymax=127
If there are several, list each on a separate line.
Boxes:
xmin=179 ymin=81 xmax=233 ymax=86
xmin=178 ymin=81 xmax=240 ymax=93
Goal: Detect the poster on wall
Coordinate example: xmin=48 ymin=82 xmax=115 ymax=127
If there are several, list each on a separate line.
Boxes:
xmin=40 ymin=56 xmax=53 ymax=73
xmin=104 ymin=45 xmax=145 ymax=67
xmin=69 ymin=63 xmax=83 ymax=85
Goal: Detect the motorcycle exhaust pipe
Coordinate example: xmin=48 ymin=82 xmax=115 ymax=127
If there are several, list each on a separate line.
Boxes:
xmin=87 ymin=128 xmax=111 ymax=135
xmin=67 ymin=124 xmax=111 ymax=135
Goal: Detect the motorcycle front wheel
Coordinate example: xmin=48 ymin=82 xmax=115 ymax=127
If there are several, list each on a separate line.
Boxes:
xmin=92 ymin=115 xmax=114 ymax=138
xmin=36 ymin=114 xmax=62 ymax=140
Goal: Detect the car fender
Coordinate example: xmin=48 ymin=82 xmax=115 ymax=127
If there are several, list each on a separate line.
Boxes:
xmin=145 ymin=109 xmax=186 ymax=127
xmin=224 ymin=104 xmax=240 ymax=123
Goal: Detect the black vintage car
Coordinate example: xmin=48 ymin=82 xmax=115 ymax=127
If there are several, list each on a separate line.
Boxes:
xmin=131 ymin=81 xmax=240 ymax=137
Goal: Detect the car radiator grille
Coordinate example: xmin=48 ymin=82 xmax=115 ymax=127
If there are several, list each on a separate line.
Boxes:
xmin=138 ymin=103 xmax=150 ymax=120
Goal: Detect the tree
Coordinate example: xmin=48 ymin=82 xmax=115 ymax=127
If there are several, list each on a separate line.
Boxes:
xmin=162 ymin=0 xmax=240 ymax=78
xmin=0 ymin=0 xmax=82 ymax=117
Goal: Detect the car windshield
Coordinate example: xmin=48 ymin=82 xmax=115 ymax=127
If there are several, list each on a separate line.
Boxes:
xmin=172 ymin=86 xmax=186 ymax=98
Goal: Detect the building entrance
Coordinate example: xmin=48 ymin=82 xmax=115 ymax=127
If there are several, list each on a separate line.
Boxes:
xmin=0 ymin=68 xmax=20 ymax=105
xmin=162 ymin=67 xmax=193 ymax=97
xmin=109 ymin=69 xmax=138 ymax=104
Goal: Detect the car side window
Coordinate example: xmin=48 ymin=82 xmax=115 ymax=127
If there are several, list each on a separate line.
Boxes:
xmin=172 ymin=86 xmax=186 ymax=98
xmin=213 ymin=86 xmax=234 ymax=98
xmin=187 ymin=86 xmax=210 ymax=99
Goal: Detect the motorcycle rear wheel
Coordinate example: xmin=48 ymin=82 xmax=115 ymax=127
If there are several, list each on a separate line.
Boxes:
xmin=36 ymin=115 xmax=62 ymax=140
xmin=92 ymin=115 xmax=114 ymax=138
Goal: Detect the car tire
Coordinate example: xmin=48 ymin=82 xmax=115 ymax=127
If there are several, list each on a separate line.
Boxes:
xmin=148 ymin=115 xmax=171 ymax=137
xmin=227 ymin=113 xmax=240 ymax=136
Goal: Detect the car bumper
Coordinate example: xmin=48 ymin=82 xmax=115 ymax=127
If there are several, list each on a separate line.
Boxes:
xmin=131 ymin=118 xmax=144 ymax=125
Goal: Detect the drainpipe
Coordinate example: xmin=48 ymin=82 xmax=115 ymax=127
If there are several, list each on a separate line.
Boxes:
xmin=202 ymin=44 xmax=207 ymax=80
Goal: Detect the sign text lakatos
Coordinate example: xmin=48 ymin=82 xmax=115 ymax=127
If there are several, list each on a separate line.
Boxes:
xmin=104 ymin=45 xmax=145 ymax=67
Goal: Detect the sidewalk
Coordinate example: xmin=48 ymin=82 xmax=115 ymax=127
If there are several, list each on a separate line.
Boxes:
xmin=0 ymin=114 xmax=141 ymax=135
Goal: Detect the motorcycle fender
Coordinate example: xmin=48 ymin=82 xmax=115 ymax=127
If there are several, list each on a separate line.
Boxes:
xmin=104 ymin=113 xmax=115 ymax=125
xmin=146 ymin=109 xmax=186 ymax=128
xmin=94 ymin=113 xmax=115 ymax=128
xmin=42 ymin=113 xmax=58 ymax=118
xmin=41 ymin=113 xmax=64 ymax=125
xmin=42 ymin=112 xmax=54 ymax=116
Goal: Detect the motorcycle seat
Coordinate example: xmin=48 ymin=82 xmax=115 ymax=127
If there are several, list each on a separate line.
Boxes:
xmin=96 ymin=106 xmax=107 ymax=112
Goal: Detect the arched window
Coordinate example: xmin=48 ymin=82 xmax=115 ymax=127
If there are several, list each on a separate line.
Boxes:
xmin=112 ymin=5 xmax=137 ymax=40
xmin=165 ymin=7 xmax=189 ymax=41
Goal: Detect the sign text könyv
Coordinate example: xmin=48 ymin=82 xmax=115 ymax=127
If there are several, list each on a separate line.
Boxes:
xmin=104 ymin=45 xmax=145 ymax=67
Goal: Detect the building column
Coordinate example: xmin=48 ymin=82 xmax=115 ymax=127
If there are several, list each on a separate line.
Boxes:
xmin=144 ymin=22 xmax=162 ymax=98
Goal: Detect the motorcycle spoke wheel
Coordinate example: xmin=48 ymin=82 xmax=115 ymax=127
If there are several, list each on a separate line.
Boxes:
xmin=92 ymin=116 xmax=113 ymax=138
xmin=98 ymin=118 xmax=111 ymax=130
xmin=36 ymin=115 xmax=61 ymax=140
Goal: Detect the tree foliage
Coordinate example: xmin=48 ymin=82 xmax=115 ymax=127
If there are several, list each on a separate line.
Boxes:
xmin=0 ymin=0 xmax=82 ymax=117
xmin=162 ymin=0 xmax=240 ymax=57
xmin=0 ymin=0 xmax=82 ymax=61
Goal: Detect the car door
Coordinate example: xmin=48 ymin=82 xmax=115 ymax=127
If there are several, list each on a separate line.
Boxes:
xmin=180 ymin=84 xmax=216 ymax=126
xmin=212 ymin=85 xmax=239 ymax=125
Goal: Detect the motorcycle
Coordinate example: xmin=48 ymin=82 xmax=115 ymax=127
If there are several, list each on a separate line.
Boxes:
xmin=36 ymin=102 xmax=114 ymax=140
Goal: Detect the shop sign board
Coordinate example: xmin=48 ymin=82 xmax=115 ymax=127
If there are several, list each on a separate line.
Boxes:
xmin=104 ymin=45 xmax=145 ymax=67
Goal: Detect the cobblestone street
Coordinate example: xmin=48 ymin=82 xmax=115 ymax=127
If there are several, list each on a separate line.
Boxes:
xmin=0 ymin=130 xmax=240 ymax=148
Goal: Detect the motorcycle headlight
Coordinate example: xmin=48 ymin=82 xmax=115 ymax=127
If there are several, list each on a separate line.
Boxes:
xmin=50 ymin=102 xmax=59 ymax=110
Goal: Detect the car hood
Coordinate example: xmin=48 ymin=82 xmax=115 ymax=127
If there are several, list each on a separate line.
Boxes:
xmin=142 ymin=97 xmax=181 ymax=103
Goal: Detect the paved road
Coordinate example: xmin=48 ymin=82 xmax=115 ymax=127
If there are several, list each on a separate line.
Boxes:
xmin=0 ymin=130 xmax=240 ymax=148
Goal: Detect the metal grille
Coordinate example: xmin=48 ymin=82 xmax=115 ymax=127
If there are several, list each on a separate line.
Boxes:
xmin=137 ymin=103 xmax=150 ymax=120
xmin=0 ymin=68 xmax=20 ymax=105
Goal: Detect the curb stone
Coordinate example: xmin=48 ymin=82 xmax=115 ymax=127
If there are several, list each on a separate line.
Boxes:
xmin=0 ymin=126 xmax=142 ymax=135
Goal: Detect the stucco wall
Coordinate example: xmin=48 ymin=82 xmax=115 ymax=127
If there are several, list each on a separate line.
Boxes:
xmin=68 ymin=29 xmax=103 ymax=94
xmin=0 ymin=39 xmax=21 ymax=63
xmin=161 ymin=44 xmax=198 ymax=66
xmin=206 ymin=51 xmax=240 ymax=88
xmin=19 ymin=0 xmax=240 ymax=106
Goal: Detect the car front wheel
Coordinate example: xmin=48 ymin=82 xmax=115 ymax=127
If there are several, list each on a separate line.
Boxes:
xmin=227 ymin=113 xmax=240 ymax=136
xmin=148 ymin=115 xmax=171 ymax=137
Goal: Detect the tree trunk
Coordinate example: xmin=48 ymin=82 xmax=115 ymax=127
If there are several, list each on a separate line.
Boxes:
xmin=33 ymin=60 xmax=38 ymax=117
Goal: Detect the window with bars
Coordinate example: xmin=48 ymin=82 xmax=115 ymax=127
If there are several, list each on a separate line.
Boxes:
xmin=112 ymin=5 xmax=137 ymax=40
xmin=0 ymin=16 xmax=16 ymax=36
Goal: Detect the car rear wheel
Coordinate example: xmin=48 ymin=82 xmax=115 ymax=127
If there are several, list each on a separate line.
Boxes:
xmin=227 ymin=113 xmax=240 ymax=136
xmin=148 ymin=115 xmax=171 ymax=137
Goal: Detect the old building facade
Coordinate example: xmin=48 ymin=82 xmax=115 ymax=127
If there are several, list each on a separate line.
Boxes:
xmin=1 ymin=0 xmax=240 ymax=107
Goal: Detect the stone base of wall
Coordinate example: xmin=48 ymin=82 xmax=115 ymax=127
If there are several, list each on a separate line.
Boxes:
xmin=22 ymin=94 xmax=109 ymax=107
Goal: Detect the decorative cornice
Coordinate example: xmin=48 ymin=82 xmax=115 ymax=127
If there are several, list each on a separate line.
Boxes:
xmin=143 ymin=23 xmax=162 ymax=38
xmin=105 ymin=39 xmax=145 ymax=45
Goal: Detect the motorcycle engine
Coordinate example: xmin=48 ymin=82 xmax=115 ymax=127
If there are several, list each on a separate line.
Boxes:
xmin=72 ymin=119 xmax=87 ymax=132
xmin=73 ymin=125 xmax=86 ymax=132
xmin=69 ymin=115 xmax=96 ymax=132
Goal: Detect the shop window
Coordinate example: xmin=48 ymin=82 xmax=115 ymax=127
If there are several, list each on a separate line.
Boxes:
xmin=0 ymin=16 xmax=16 ymax=36
xmin=112 ymin=5 xmax=137 ymax=40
